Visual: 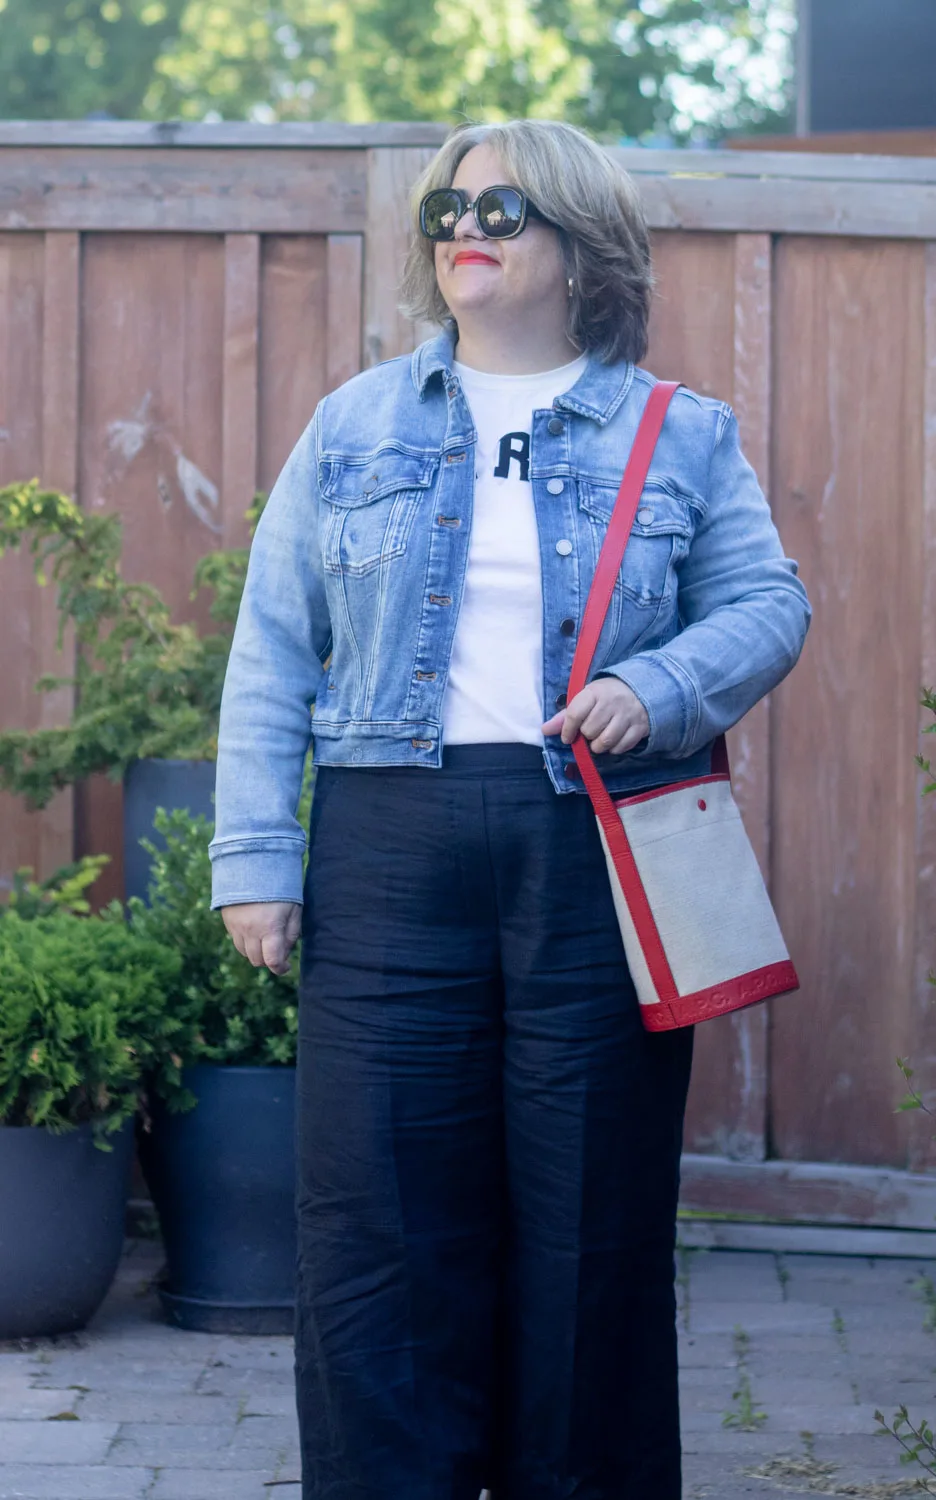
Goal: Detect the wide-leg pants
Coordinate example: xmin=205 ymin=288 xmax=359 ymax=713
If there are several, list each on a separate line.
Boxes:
xmin=296 ymin=744 xmax=694 ymax=1500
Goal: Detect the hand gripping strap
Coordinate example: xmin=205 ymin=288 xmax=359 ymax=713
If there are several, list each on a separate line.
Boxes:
xmin=568 ymin=381 xmax=682 ymax=1007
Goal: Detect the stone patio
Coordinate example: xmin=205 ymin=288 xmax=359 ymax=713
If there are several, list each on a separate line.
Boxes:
xmin=1 ymin=1237 xmax=935 ymax=1498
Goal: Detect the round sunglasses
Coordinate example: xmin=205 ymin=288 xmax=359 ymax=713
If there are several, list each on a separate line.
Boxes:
xmin=419 ymin=185 xmax=551 ymax=242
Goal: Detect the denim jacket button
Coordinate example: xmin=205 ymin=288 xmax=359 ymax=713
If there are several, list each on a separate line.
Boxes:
xmin=559 ymin=618 xmax=576 ymax=636
xmin=637 ymin=507 xmax=653 ymax=524
xmin=564 ymin=763 xmax=580 ymax=780
xmin=555 ymin=692 xmax=568 ymax=709
xmin=546 ymin=477 xmax=565 ymax=495
xmin=547 ymin=417 xmax=564 ymax=435
xmin=555 ymin=539 xmax=573 ymax=556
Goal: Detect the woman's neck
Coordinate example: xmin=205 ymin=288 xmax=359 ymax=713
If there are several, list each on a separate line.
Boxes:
xmin=452 ymin=321 xmax=582 ymax=376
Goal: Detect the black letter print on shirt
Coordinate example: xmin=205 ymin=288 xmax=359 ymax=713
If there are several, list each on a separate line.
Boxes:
xmin=494 ymin=431 xmax=530 ymax=481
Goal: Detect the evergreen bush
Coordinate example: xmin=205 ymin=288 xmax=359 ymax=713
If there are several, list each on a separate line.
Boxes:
xmin=127 ymin=804 xmax=307 ymax=1084
xmin=0 ymin=481 xmax=260 ymax=808
xmin=0 ymin=909 xmax=188 ymax=1144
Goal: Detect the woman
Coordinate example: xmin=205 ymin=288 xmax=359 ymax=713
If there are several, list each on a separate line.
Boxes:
xmin=210 ymin=120 xmax=810 ymax=1500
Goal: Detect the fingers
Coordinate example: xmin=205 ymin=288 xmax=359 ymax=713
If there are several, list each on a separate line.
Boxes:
xmin=221 ymin=901 xmax=302 ymax=974
xmin=543 ymin=680 xmax=650 ymax=754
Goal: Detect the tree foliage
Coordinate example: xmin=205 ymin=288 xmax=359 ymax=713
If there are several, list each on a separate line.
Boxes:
xmin=0 ymin=0 xmax=795 ymax=141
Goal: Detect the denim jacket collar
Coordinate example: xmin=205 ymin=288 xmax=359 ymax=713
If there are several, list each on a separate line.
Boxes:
xmin=411 ymin=324 xmax=636 ymax=427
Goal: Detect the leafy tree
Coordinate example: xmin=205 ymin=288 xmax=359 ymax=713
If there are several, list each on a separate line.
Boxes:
xmin=0 ymin=0 xmax=795 ymax=142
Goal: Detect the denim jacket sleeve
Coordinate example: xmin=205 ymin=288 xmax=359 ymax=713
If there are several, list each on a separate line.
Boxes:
xmin=209 ymin=408 xmax=331 ymax=909
xmin=600 ymin=406 xmax=811 ymax=758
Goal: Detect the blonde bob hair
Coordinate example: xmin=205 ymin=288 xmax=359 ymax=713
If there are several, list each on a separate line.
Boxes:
xmin=400 ymin=119 xmax=653 ymax=366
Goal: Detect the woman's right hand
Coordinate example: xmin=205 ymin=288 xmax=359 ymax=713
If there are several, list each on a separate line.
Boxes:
xmin=221 ymin=901 xmax=303 ymax=975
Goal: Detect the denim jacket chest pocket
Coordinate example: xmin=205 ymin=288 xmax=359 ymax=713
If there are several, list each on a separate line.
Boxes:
xmin=576 ymin=475 xmax=697 ymax=660
xmin=320 ymin=451 xmax=438 ymax=577
xmin=577 ymin=475 xmax=695 ymax=604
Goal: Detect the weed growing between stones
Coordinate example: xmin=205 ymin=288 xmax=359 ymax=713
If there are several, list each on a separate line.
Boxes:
xmin=722 ymin=1324 xmax=767 ymax=1431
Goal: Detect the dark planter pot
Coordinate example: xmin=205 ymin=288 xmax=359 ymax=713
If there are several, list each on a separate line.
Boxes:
xmin=123 ymin=757 xmax=216 ymax=905
xmin=141 ymin=1064 xmax=296 ymax=1334
xmin=0 ymin=1119 xmax=134 ymax=1340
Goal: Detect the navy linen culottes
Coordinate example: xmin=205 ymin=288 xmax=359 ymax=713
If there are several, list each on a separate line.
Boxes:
xmin=296 ymin=744 xmax=694 ymax=1500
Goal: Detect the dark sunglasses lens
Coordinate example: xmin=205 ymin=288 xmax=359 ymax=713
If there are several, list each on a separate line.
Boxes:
xmin=477 ymin=188 xmax=525 ymax=237
xmin=422 ymin=191 xmax=462 ymax=239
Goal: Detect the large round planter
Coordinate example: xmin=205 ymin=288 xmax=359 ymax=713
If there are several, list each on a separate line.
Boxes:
xmin=123 ymin=757 xmax=216 ymax=905
xmin=0 ymin=1119 xmax=134 ymax=1339
xmin=141 ymin=1064 xmax=296 ymax=1334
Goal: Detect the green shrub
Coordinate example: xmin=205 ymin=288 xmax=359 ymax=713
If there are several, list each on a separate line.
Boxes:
xmin=0 ymin=855 xmax=110 ymax=919
xmin=127 ymin=797 xmax=310 ymax=1086
xmin=0 ymin=482 xmax=262 ymax=808
xmin=0 ymin=910 xmax=187 ymax=1143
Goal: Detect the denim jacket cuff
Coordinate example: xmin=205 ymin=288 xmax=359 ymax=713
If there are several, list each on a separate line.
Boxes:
xmin=208 ymin=839 xmax=306 ymax=910
xmin=598 ymin=652 xmax=698 ymax=757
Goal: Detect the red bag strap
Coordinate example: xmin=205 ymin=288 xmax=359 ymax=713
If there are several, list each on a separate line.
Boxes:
xmin=568 ymin=381 xmax=682 ymax=1005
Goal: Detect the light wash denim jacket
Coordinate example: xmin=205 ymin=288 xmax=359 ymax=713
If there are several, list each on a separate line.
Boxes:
xmin=209 ymin=326 xmax=810 ymax=909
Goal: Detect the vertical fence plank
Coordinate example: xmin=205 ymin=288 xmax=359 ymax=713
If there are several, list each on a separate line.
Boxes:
xmin=257 ymin=236 xmax=327 ymax=492
xmin=908 ymin=242 xmax=936 ymax=1172
xmin=326 ymin=233 xmax=363 ymax=393
xmin=222 ymin=233 xmax=259 ymax=550
xmin=364 ymin=147 xmax=438 ymax=367
xmin=722 ymin=232 xmax=773 ymax=1162
xmin=0 ymin=234 xmax=47 ymax=888
xmin=769 ymin=237 xmax=925 ymax=1167
xmin=38 ymin=232 xmax=80 ymax=876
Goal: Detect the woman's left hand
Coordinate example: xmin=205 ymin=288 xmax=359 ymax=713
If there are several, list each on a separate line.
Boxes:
xmin=542 ymin=677 xmax=650 ymax=755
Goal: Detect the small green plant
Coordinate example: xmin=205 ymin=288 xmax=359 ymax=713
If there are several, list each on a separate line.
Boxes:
xmin=913 ymin=1277 xmax=936 ymax=1336
xmin=832 ymin=1307 xmax=848 ymax=1352
xmin=875 ymin=1407 xmax=936 ymax=1493
xmin=0 ymin=481 xmax=262 ymax=809
xmin=722 ymin=1324 xmax=767 ymax=1431
xmin=0 ymin=855 xmax=110 ymax=919
xmin=0 ymin=909 xmax=187 ymax=1144
xmin=126 ymin=796 xmax=312 ymax=1098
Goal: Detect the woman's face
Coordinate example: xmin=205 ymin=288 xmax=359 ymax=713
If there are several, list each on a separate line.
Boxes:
xmin=433 ymin=143 xmax=568 ymax=332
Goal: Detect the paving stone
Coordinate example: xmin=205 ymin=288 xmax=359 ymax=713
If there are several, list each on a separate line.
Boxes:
xmin=0 ymin=1384 xmax=80 ymax=1420
xmin=0 ymin=1463 xmax=152 ymax=1499
xmin=0 ymin=1421 xmax=119 ymax=1465
xmin=106 ymin=1422 xmax=241 ymax=1468
xmin=148 ymin=1471 xmax=285 ymax=1499
xmin=75 ymin=1391 xmax=243 ymax=1425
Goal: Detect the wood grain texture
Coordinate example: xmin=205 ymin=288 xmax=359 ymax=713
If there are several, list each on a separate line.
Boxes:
xmin=221 ymin=235 xmax=259 ymax=551
xmin=326 ymin=234 xmax=363 ymax=394
xmin=0 ymin=235 xmax=48 ymax=891
xmin=907 ymin=242 xmax=936 ymax=1173
xmin=75 ymin=233 xmax=226 ymax=901
xmin=679 ymin=1152 xmax=936 ymax=1230
xmin=646 ymin=233 xmax=770 ymax=1162
xmin=37 ymin=232 xmax=81 ymax=876
xmin=364 ymin=147 xmax=439 ymax=368
xmin=257 ymin=236 xmax=329 ymax=495
xmin=769 ymin=237 xmax=926 ymax=1167
xmin=0 ymin=149 xmax=367 ymax=234
xmin=0 ymin=122 xmax=451 ymax=150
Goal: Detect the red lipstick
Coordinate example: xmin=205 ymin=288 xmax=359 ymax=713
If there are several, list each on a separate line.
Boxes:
xmin=453 ymin=251 xmax=497 ymax=266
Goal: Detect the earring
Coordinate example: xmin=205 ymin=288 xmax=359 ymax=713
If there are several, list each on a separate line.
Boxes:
xmin=567 ymin=277 xmax=574 ymax=299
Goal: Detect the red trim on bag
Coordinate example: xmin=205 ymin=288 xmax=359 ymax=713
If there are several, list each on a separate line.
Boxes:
xmin=639 ymin=960 xmax=800 ymax=1031
xmin=612 ymin=772 xmax=730 ymax=808
xmin=568 ymin=382 xmax=683 ymax=1008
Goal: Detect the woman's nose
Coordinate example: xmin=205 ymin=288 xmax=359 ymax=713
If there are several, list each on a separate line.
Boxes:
xmin=452 ymin=205 xmax=485 ymax=240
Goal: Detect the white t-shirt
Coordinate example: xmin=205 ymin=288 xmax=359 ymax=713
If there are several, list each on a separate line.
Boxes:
xmin=443 ymin=353 xmax=589 ymax=746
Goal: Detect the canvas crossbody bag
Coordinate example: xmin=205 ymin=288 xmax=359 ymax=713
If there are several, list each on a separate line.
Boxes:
xmin=568 ymin=380 xmax=799 ymax=1032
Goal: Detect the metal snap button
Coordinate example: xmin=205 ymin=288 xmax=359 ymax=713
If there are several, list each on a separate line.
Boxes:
xmin=637 ymin=507 xmax=653 ymax=525
xmin=555 ymin=539 xmax=573 ymax=557
xmin=559 ymin=617 xmax=576 ymax=637
xmin=546 ymin=477 xmax=565 ymax=495
xmin=564 ymin=762 xmax=580 ymax=780
xmin=547 ymin=417 xmax=564 ymax=435
xmin=555 ymin=692 xmax=568 ymax=709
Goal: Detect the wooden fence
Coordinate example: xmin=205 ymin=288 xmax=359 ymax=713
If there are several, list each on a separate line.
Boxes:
xmin=1 ymin=124 xmax=935 ymax=1245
